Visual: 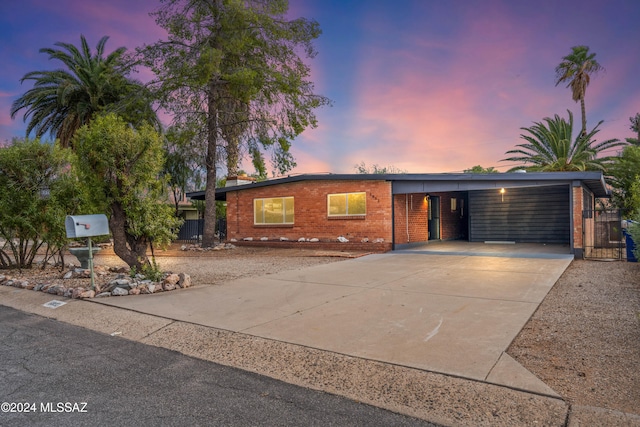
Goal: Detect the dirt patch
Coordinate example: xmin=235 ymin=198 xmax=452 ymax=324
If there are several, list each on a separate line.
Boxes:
xmin=507 ymin=260 xmax=640 ymax=414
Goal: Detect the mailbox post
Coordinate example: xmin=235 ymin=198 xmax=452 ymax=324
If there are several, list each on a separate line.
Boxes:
xmin=65 ymin=214 xmax=110 ymax=290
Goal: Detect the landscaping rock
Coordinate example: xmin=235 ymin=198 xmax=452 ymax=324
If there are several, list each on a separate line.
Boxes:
xmin=309 ymin=238 xmax=319 ymax=243
xmin=95 ymin=292 xmax=111 ymax=298
xmin=79 ymin=289 xmax=95 ymax=299
xmin=337 ymin=236 xmax=349 ymax=243
xmin=164 ymin=273 xmax=180 ymax=286
xmin=163 ymin=282 xmax=176 ymax=291
xmin=128 ymin=288 xmax=141 ymax=295
xmin=178 ymin=273 xmax=191 ymax=289
xmin=111 ymin=287 xmax=129 ymax=296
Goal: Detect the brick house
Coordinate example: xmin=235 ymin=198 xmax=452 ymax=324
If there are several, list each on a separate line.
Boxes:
xmin=187 ymin=172 xmax=609 ymax=258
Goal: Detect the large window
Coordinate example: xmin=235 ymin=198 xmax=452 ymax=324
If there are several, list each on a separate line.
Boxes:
xmin=328 ymin=192 xmax=366 ymax=216
xmin=254 ymin=197 xmax=294 ymax=224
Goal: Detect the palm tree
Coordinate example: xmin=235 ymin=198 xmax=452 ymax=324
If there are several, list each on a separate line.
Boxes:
xmin=555 ymin=45 xmax=603 ymax=136
xmin=11 ymin=35 xmax=156 ymax=148
xmin=502 ymin=110 xmax=624 ymax=172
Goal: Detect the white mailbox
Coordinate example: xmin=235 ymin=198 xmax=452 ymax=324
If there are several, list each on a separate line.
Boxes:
xmin=65 ymin=214 xmax=110 ymax=238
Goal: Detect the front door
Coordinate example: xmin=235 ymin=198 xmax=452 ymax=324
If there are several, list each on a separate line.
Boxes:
xmin=428 ymin=196 xmax=440 ymax=240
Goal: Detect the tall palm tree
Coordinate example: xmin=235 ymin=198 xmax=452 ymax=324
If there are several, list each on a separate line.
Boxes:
xmin=555 ymin=45 xmax=603 ymax=136
xmin=502 ymin=110 xmax=624 ymax=172
xmin=11 ymin=35 xmax=156 ymax=148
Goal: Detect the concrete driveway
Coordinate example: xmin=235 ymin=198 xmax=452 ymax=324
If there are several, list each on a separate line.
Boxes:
xmin=96 ymin=243 xmax=572 ymax=396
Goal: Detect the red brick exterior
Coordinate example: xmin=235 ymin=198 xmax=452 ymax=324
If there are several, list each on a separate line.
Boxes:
xmin=222 ymin=179 xmax=591 ymax=256
xmin=226 ymin=180 xmax=393 ymax=251
xmin=393 ymin=194 xmax=428 ymax=244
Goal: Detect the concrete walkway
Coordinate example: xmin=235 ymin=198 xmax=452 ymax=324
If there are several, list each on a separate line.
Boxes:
xmin=96 ymin=242 xmax=573 ymax=396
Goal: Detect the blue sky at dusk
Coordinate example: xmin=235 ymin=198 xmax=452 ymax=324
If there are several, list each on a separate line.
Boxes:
xmin=1 ymin=0 xmax=639 ymax=174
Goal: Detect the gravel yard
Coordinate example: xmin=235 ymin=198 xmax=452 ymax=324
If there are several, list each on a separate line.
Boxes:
xmin=4 ymin=246 xmax=640 ymax=418
xmin=507 ymin=259 xmax=640 ymax=415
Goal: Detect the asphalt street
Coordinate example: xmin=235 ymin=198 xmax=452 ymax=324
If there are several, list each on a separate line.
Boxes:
xmin=0 ymin=306 xmax=438 ymax=427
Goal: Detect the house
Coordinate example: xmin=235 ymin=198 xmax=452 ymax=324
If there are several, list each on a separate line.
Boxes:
xmin=187 ymin=172 xmax=609 ymax=258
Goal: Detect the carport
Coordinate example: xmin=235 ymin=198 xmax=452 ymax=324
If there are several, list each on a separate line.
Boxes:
xmin=391 ymin=172 xmax=608 ymax=257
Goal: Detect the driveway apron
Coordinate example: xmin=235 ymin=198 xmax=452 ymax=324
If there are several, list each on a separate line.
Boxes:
xmin=95 ymin=244 xmax=572 ymax=395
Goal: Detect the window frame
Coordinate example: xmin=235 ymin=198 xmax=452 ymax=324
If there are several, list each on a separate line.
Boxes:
xmin=327 ymin=191 xmax=367 ymax=217
xmin=253 ymin=196 xmax=294 ymax=225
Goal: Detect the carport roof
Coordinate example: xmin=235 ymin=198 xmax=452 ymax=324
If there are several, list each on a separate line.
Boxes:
xmin=187 ymin=171 xmax=609 ymax=201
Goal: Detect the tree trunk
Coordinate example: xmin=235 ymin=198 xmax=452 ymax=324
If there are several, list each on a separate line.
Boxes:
xmin=202 ymin=79 xmax=219 ymax=247
xmin=109 ymin=201 xmax=149 ymax=269
xmin=226 ymin=137 xmax=239 ymax=177
xmin=580 ymin=96 xmax=587 ymax=137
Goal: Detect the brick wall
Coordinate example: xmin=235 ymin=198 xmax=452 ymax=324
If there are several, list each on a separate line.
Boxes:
xmin=393 ymin=194 xmax=428 ymax=244
xmin=225 ymin=180 xmax=393 ymax=250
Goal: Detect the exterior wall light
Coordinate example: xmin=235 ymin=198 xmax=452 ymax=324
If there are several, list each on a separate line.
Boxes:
xmin=500 ymin=188 xmax=505 ymax=202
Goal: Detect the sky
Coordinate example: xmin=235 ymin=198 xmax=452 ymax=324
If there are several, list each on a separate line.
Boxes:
xmin=1 ymin=0 xmax=639 ymax=175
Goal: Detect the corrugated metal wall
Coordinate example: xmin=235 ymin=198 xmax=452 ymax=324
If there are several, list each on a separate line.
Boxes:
xmin=468 ymin=185 xmax=570 ymax=243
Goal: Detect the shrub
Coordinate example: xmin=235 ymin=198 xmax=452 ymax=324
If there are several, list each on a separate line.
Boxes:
xmin=0 ymin=138 xmax=82 ymax=268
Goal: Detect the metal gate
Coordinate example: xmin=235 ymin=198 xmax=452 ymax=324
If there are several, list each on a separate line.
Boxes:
xmin=176 ymin=219 xmax=204 ymax=243
xmin=582 ymin=209 xmax=625 ymax=260
xmin=176 ymin=218 xmax=227 ymax=244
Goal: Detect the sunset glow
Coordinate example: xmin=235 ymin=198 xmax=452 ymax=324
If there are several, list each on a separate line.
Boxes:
xmin=1 ymin=0 xmax=638 ymax=175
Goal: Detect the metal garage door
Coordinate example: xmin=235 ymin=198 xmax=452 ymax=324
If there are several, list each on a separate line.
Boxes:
xmin=468 ymin=185 xmax=570 ymax=243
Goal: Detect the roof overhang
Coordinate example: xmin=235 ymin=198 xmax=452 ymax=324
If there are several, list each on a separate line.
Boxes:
xmin=186 ymin=171 xmax=610 ymax=201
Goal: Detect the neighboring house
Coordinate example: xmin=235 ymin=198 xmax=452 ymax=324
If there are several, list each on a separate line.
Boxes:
xmin=187 ymin=172 xmax=608 ymax=258
xmin=167 ymin=191 xmax=201 ymax=220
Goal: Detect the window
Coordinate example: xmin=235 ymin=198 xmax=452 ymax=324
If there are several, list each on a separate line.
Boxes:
xmin=254 ymin=197 xmax=294 ymax=224
xmin=328 ymin=192 xmax=366 ymax=216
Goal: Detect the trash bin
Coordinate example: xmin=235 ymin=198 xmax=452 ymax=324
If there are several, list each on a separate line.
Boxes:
xmin=623 ymin=228 xmax=637 ymax=262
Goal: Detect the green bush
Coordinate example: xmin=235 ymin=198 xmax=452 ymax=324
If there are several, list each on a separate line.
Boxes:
xmin=0 ymin=139 xmax=82 ymax=268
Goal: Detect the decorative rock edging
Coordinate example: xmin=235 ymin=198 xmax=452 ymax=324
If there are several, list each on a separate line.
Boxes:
xmin=230 ymin=237 xmax=385 ymax=244
xmin=0 ymin=268 xmax=191 ymax=300
xmin=180 ymin=243 xmax=236 ymax=252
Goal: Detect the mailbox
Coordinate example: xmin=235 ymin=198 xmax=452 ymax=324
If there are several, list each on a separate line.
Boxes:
xmin=65 ymin=214 xmax=110 ymax=238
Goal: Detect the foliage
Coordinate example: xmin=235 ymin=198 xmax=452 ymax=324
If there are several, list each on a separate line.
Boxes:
xmin=608 ymin=145 xmax=640 ymax=214
xmin=626 ymin=113 xmax=640 ymax=146
xmin=0 ymin=138 xmax=82 ymax=269
xmin=354 ymin=162 xmax=407 ymax=174
xmin=141 ymin=257 xmax=164 ymax=282
xmin=554 ymin=45 xmax=603 ymax=135
xmin=73 ymin=113 xmax=182 ymax=269
xmin=463 ymin=165 xmax=500 ymax=173
xmin=138 ymin=0 xmax=331 ymax=246
xmin=163 ymin=123 xmax=207 ymax=216
xmin=502 ymin=110 xmax=624 ymax=172
xmin=11 ymin=35 xmax=157 ymax=148
xmin=628 ymin=212 xmax=640 ymax=260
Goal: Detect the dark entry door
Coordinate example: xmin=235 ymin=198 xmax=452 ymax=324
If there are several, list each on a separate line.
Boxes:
xmin=428 ymin=196 xmax=440 ymax=240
